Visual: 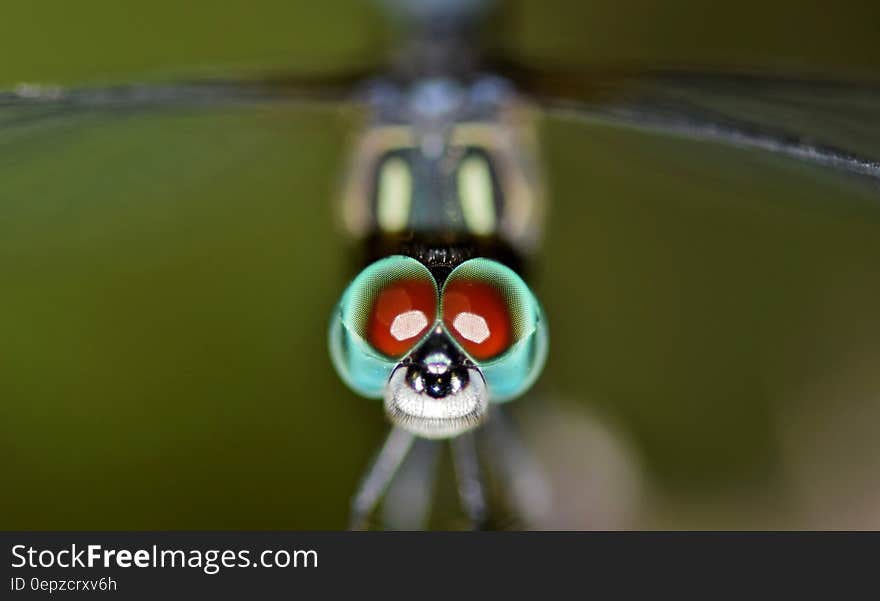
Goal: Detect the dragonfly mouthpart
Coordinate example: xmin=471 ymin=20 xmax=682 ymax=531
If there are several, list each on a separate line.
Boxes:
xmin=384 ymin=331 xmax=488 ymax=438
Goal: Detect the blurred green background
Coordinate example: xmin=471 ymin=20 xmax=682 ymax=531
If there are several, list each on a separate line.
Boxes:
xmin=2 ymin=0 xmax=880 ymax=529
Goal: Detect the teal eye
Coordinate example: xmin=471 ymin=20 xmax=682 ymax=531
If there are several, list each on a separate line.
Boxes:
xmin=441 ymin=258 xmax=548 ymax=402
xmin=329 ymin=255 xmax=438 ymax=398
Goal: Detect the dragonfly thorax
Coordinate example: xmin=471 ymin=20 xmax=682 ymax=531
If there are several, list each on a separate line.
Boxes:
xmin=341 ymin=76 xmax=545 ymax=260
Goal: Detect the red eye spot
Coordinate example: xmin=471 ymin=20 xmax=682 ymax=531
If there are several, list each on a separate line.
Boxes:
xmin=367 ymin=279 xmax=436 ymax=357
xmin=443 ymin=280 xmax=511 ymax=360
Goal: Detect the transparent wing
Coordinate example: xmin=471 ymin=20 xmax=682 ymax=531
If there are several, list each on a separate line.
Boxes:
xmin=501 ymin=63 xmax=880 ymax=185
xmin=0 ymin=69 xmax=371 ymax=135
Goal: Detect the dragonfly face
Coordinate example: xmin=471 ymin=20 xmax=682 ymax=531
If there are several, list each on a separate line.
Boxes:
xmin=329 ymin=76 xmax=548 ymax=439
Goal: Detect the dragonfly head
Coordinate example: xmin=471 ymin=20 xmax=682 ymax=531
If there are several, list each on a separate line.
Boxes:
xmin=385 ymin=328 xmax=488 ymax=438
xmin=329 ymin=255 xmax=548 ymax=439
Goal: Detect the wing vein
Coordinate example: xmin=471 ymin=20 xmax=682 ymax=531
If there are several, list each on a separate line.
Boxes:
xmin=546 ymin=98 xmax=880 ymax=183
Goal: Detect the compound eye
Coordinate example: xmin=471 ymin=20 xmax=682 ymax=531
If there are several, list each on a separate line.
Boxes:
xmin=341 ymin=255 xmax=437 ymax=360
xmin=443 ymin=258 xmax=539 ymax=362
xmin=440 ymin=258 xmax=548 ymax=401
xmin=329 ymin=256 xmax=438 ymax=399
xmin=367 ymin=277 xmax=437 ymax=358
xmin=442 ymin=279 xmax=511 ymax=360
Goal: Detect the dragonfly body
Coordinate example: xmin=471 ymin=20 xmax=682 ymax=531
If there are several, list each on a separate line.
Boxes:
xmin=326 ymin=11 xmax=555 ymax=524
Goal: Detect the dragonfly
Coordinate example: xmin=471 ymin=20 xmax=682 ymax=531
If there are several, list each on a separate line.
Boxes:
xmin=4 ymin=0 xmax=880 ymax=529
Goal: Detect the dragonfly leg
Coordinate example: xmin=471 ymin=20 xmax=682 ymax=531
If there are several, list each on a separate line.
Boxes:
xmin=450 ymin=431 xmax=489 ymax=530
xmin=349 ymin=426 xmax=416 ymax=531
xmin=483 ymin=405 xmax=552 ymax=528
xmin=381 ymin=438 xmax=441 ymax=530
